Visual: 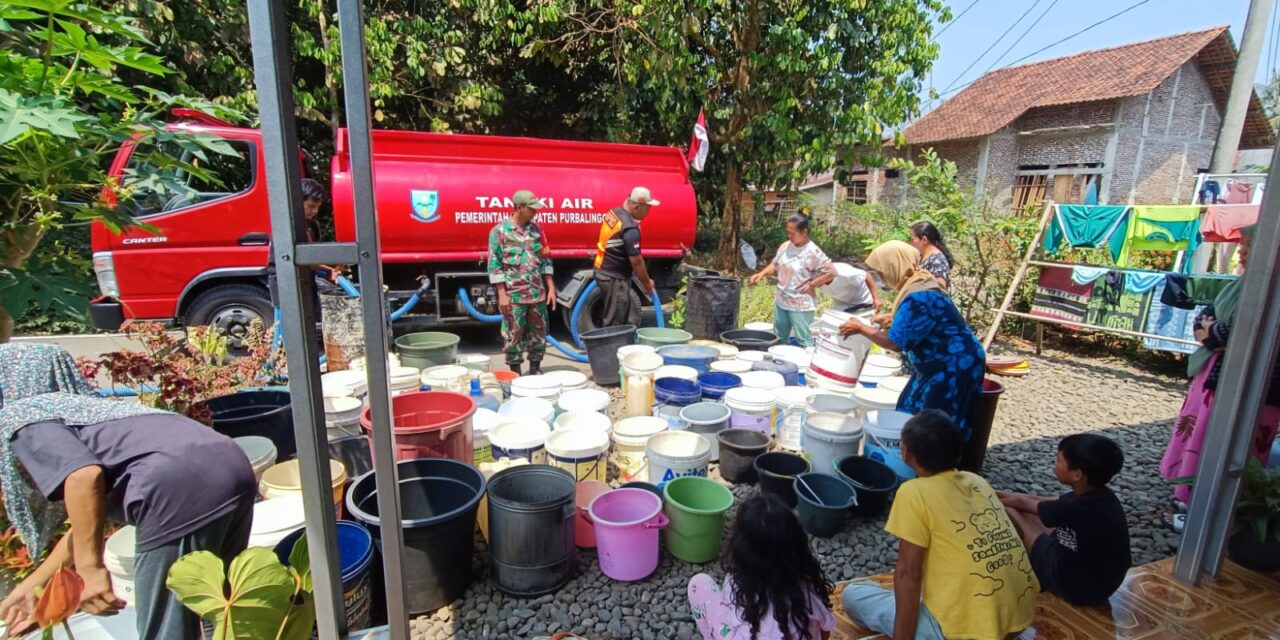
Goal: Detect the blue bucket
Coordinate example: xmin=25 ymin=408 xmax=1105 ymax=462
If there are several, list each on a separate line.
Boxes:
xmin=653 ymin=377 xmax=704 ymax=429
xmin=656 ymin=345 xmax=720 ymax=374
xmin=697 ymin=372 xmax=742 ymax=402
xmin=274 ymin=521 xmax=376 ymax=631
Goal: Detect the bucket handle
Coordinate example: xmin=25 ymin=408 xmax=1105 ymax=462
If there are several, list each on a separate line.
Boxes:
xmin=562 ymin=502 xmax=578 ymax=521
xmin=578 ymin=509 xmax=594 ymax=526
xmin=643 ymin=513 xmax=670 ymax=530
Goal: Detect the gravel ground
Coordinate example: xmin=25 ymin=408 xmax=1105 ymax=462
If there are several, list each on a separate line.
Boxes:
xmin=407 ymin=344 xmax=1187 ymax=639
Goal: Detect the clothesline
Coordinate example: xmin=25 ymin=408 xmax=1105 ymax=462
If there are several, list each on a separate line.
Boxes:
xmin=1028 ymin=260 xmax=1238 ymax=279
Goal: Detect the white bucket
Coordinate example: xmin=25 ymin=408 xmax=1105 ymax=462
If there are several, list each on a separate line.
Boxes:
xmin=545 ymin=428 xmax=610 ymax=482
xmin=350 ymin=354 xmax=399 ymax=371
xmin=710 ymin=359 xmax=753 ymax=374
xmin=323 ymin=396 xmax=363 ymax=441
xmin=554 ymin=410 xmax=613 ymax=439
xmin=865 ymin=353 xmax=901 ymax=369
xmin=859 ymin=361 xmax=899 ymax=388
xmin=473 ymin=408 xmax=500 ymax=465
xmin=322 ymin=370 xmax=368 ymax=403
xmin=863 ymin=410 xmax=915 ymax=480
xmin=774 ymin=386 xmax=817 ymax=450
xmin=645 ymin=430 xmax=711 ymax=487
xmin=735 ymin=350 xmax=768 ymax=364
xmin=741 ymin=370 xmax=785 ymax=391
xmin=617 ymin=344 xmax=657 ymax=362
xmin=420 ymin=364 xmax=471 ymax=393
xmin=807 ymin=370 xmax=857 ymax=397
xmin=104 ymin=526 xmax=137 ymax=605
xmin=511 ymin=374 xmax=562 ymax=402
xmin=260 ymin=460 xmax=347 ymax=509
xmin=546 ymin=370 xmax=589 ymax=392
xmin=724 ymin=387 xmax=778 ymax=436
xmin=489 ymin=418 xmax=551 ymax=463
xmin=745 ymin=322 xmax=774 ymax=332
xmin=498 ymin=396 xmax=555 ymax=425
xmin=456 ymin=353 xmax=491 ymax=373
xmin=809 ymin=393 xmax=859 ymax=415
xmin=249 ymin=495 xmax=306 ymax=548
xmin=689 ymin=340 xmax=738 ymax=360
xmin=389 ymin=366 xmax=422 ymax=395
xmin=558 ymin=388 xmax=611 ymax=415
xmin=880 ymin=376 xmax=909 ymax=394
xmin=678 ymin=402 xmax=731 ymax=461
xmin=851 ymin=385 xmax=900 ymax=422
xmin=233 ymin=435 xmax=278 ymax=483
xmin=611 ymin=416 xmax=668 ymax=483
xmin=768 ymin=345 xmax=811 ymax=370
xmin=809 ymin=309 xmax=873 ymax=389
xmin=621 ymin=352 xmax=663 ymax=404
xmin=655 ymin=365 xmax=698 ymax=381
xmin=803 ymin=412 xmax=864 ymax=477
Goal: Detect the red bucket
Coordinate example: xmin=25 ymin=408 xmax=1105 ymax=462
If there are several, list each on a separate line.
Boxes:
xmin=360 ymin=391 xmax=475 ymax=463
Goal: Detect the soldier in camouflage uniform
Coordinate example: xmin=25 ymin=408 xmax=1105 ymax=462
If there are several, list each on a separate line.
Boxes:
xmin=488 ymin=190 xmax=556 ymax=374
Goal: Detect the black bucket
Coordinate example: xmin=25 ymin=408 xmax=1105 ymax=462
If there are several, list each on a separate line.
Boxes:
xmin=753 ymin=451 xmax=810 ymax=507
xmin=621 ymin=481 xmax=665 ymax=503
xmin=794 ymin=473 xmax=857 ymax=538
xmin=580 ymin=324 xmax=637 ymax=385
xmin=685 ymin=277 xmax=741 ymax=340
xmin=345 ymin=458 xmax=485 ymax=614
xmin=834 ymin=455 xmax=899 ymax=518
xmin=486 ymin=465 xmax=578 ymax=596
xmin=719 ymin=329 xmax=779 ymax=351
xmin=716 ymin=429 xmax=770 ymax=484
xmin=960 ymin=378 xmax=1004 ymax=474
xmin=206 ymin=389 xmax=294 ymax=461
xmin=329 ymin=435 xmax=373 ymax=479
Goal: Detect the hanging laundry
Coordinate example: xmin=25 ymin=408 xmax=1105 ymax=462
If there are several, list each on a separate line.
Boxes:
xmin=1224 ymin=179 xmax=1255 ymax=204
xmin=1252 ymin=182 xmax=1265 ymax=204
xmin=1031 ymin=266 xmax=1093 ymax=325
xmin=1160 ymin=274 xmax=1237 ymax=310
xmin=1083 ymin=177 xmax=1099 ymax=205
xmin=1199 ymin=179 xmax=1221 ymax=205
xmin=1201 ymin=204 xmax=1260 ymax=243
xmin=1085 ymin=285 xmax=1155 ymax=334
xmin=1070 ymin=265 xmax=1110 ymax=285
xmin=1042 ymin=204 xmax=1130 ymax=255
xmin=1124 ymin=271 xmax=1165 ymax=295
xmin=1143 ymin=283 xmax=1203 ymax=355
xmin=1109 ymin=205 xmax=1201 ymax=268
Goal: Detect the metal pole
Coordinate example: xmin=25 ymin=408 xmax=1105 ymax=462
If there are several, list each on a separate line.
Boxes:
xmin=333 ymin=0 xmax=410 ymax=636
xmin=1208 ymin=0 xmax=1274 ymax=176
xmin=245 ymin=1 xmax=344 ymax=636
xmin=1174 ymin=142 xmax=1280 ymax=584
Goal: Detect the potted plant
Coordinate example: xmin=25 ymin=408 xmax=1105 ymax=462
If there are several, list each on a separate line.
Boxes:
xmin=1226 ymin=457 xmax=1280 ymax=572
xmin=166 ymin=542 xmax=314 ymax=639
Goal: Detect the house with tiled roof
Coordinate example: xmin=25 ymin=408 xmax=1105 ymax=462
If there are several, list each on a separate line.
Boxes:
xmin=838 ymin=26 xmax=1275 ymax=214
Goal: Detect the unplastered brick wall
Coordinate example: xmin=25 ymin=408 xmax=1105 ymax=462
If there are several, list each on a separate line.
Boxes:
xmin=1018 ymin=102 xmax=1116 ymax=131
xmin=1016 ymin=132 xmax=1110 ymax=167
xmin=983 ymin=131 xmax=1018 ymax=209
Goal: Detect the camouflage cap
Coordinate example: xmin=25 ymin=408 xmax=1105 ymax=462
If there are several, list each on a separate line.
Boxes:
xmin=512 ymin=190 xmax=543 ymax=210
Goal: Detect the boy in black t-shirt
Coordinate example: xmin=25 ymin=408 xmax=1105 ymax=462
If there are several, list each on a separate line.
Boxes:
xmin=997 ymin=434 xmax=1131 ymax=606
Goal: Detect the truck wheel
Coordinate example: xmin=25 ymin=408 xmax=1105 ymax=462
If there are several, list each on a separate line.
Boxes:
xmin=564 ymin=284 xmax=642 ymax=334
xmin=185 ymin=284 xmax=274 ymax=353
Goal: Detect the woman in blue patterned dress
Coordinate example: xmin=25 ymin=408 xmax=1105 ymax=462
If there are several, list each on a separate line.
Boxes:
xmin=838 ymin=240 xmax=986 ymax=435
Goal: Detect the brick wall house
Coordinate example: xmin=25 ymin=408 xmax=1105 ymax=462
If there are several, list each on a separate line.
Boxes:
xmin=841 ymin=27 xmax=1274 ymax=215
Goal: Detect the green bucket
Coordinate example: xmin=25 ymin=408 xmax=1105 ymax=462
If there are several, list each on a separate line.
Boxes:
xmin=394 ymin=332 xmax=461 ymax=369
xmin=637 ymin=327 xmax=693 ymax=348
xmin=663 ymin=476 xmax=734 ymax=563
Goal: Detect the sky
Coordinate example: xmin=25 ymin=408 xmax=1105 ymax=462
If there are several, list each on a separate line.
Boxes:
xmin=921 ymin=0 xmax=1270 ymax=113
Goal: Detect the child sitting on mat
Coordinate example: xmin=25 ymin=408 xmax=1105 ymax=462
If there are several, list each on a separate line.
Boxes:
xmin=998 ymin=433 xmax=1130 ymax=606
xmin=842 ymin=409 xmax=1037 ymax=640
xmin=688 ymin=493 xmax=835 ymax=640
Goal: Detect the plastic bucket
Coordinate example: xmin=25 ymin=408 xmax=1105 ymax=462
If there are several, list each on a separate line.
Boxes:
xmin=809 ymin=393 xmax=858 ymax=415
xmin=573 ymin=480 xmax=612 ymax=548
xmin=582 ymin=324 xmax=638 ymax=385
xmin=456 ymin=353 xmax=491 ymax=374
xmin=960 ymin=378 xmax=1004 ymax=474
xmin=510 ymin=374 xmax=563 ymax=402
xmin=389 ymin=366 xmax=422 ymax=395
xmin=851 ymin=385 xmax=900 ymax=423
xmin=260 ymin=459 xmax=348 ymax=511
xmin=346 ymin=458 xmax=485 ymax=614
xmin=249 ymin=495 xmax=305 ymax=548
xmin=637 ymin=327 xmax=693 ymax=347
xmin=697 ymin=372 xmax=742 ymax=402
xmin=768 ymin=345 xmax=812 ymax=370
xmin=656 ymin=344 xmax=720 ymax=374
xmin=361 ymin=391 xmax=475 ymax=463
xmin=744 ymin=322 xmax=774 ymax=332
xmin=611 ymin=416 xmax=668 ymax=483
xmin=325 ymin=395 xmax=364 ymax=441
xmin=717 ymin=429 xmax=770 ymax=484
xmin=655 ymin=365 xmax=698 ymax=381
xmin=809 ymin=310 xmax=873 ymax=387
xmin=880 ymin=376 xmax=909 ymax=394
xmin=395 ymin=332 xmax=461 ymax=369
xmin=663 ymin=476 xmax=734 ymax=563
xmin=557 ymin=388 xmax=611 ymax=415
xmin=489 ymin=418 xmax=551 ymax=463
xmin=586 ymin=488 xmax=669 ymax=580
xmin=617 ymin=345 xmax=658 ymax=385
xmin=724 ymin=387 xmax=777 ymax=436
xmin=546 ymin=370 xmax=589 ymax=392
xmin=420 ymin=365 xmax=471 ymax=393
xmin=653 ymin=377 xmax=703 ymax=429
xmin=775 ymin=386 xmax=817 ymax=450
xmin=206 ymin=389 xmax=294 ymax=461
xmin=803 ymin=411 xmax=864 ymax=477
xmin=679 ymin=402 xmax=731 ymax=461
xmin=621 ymin=351 xmax=663 ymax=416
xmin=646 ymin=430 xmax=711 ymax=488
xmin=554 ymin=410 xmax=613 ymax=440
xmin=834 ymin=455 xmax=899 ymax=518
xmin=794 ymin=473 xmax=857 ymax=538
xmin=104 ymin=526 xmax=136 ymax=605
xmin=486 ymin=465 xmax=578 ymax=596
xmin=323 ymin=369 xmax=368 ymax=404
xmin=273 ymin=521 xmax=375 ymax=631
xmin=233 ymin=436 xmax=277 ymax=484
xmin=863 ymin=410 xmax=915 ymax=480
xmin=741 ymin=370 xmax=785 ymax=391
xmin=754 ymin=451 xmax=810 ymax=508
xmin=329 ymin=435 xmax=373 ymax=479
xmin=350 ymin=354 xmax=399 ymax=371
xmin=720 ymin=329 xmax=779 ymax=351
xmin=472 ymin=408 xmax=499 ymax=465
xmin=546 ymin=428 xmax=610 ymax=482
xmin=684 ymin=276 xmax=742 ymax=340
xmin=752 ymin=357 xmax=799 ymax=387
xmin=690 ymin=340 xmax=739 ymax=361
xmin=498 ymin=396 xmax=555 ymax=425
xmin=620 ymin=481 xmax=664 ymax=502
xmin=710 ymin=359 xmax=752 ymax=374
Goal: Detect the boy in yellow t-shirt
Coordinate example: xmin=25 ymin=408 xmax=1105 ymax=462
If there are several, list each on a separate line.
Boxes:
xmin=842 ymin=410 xmax=1038 ymax=640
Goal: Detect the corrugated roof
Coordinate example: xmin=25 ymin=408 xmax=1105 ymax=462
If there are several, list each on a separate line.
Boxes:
xmin=904 ymin=27 xmax=1275 ymax=149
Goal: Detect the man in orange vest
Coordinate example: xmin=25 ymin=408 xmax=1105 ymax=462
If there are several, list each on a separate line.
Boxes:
xmin=593 ymin=186 xmax=659 ymax=327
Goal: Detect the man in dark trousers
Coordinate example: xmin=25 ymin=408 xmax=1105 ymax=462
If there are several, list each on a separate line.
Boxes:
xmin=592 ymin=186 xmax=659 ymax=327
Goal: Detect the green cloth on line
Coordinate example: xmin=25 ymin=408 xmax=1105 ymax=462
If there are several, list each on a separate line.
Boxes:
xmin=1109 ymin=205 xmax=1201 ymax=268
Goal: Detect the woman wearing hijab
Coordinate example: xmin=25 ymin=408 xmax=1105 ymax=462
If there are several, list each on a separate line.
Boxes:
xmin=0 ymin=343 xmax=257 ymax=640
xmin=838 ymin=241 xmax=986 ymax=434
xmin=1161 ymin=224 xmax=1278 ymax=506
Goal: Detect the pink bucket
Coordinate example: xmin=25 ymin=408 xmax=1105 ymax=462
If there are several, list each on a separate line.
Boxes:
xmin=585 ymin=488 xmax=668 ymax=581
xmin=574 ymin=481 xmax=611 ymax=548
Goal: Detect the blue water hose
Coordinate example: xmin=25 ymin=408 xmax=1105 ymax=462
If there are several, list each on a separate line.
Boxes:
xmin=335 ymin=274 xmax=361 ymax=297
xmin=569 ymin=280 xmax=596 ymax=349
xmin=456 ymin=288 xmax=589 ymax=363
xmin=652 ymin=289 xmax=665 ymax=328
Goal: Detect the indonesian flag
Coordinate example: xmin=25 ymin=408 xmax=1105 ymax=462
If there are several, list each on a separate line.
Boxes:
xmin=687 ymin=109 xmax=709 ymax=172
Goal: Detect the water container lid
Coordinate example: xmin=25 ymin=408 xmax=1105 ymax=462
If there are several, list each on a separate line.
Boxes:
xmin=558 ymin=388 xmax=610 ymax=412
xmin=474 ymin=408 xmax=500 ymax=435
xmin=656 ymin=344 xmax=720 ymax=361
xmin=614 ymin=416 xmax=668 ymax=438
xmin=852 ymin=385 xmax=900 ymax=409
xmin=724 ymin=386 xmax=777 ymax=406
xmin=252 ymin=496 xmax=306 ymax=534
xmin=654 ymin=365 xmax=698 ymax=380
xmin=234 ymin=436 xmax=278 ymax=466
xmin=105 ymin=525 xmax=137 ymax=564
xmin=864 ymin=410 xmax=913 ymax=436
xmin=511 ymin=374 xmax=562 ymax=395
xmin=554 ymin=409 xmax=613 ymax=432
xmin=324 ymin=396 xmax=362 ymax=415
xmin=490 ymin=418 xmax=552 ymax=450
xmin=774 ymin=386 xmax=817 ymax=407
xmin=497 ymin=396 xmax=554 ymax=420
xmin=710 ymin=360 xmax=753 ymax=373
xmin=545 ymin=370 xmax=588 ymax=388
xmin=809 ymin=394 xmax=859 ymax=413
xmin=740 ymin=370 xmax=785 ymax=390
xmin=735 ymin=350 xmax=767 ymax=363
xmin=545 ymin=428 xmax=610 ymax=457
xmin=470 ymin=378 xmax=483 ymax=395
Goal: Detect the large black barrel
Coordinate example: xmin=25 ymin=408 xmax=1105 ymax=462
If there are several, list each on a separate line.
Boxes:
xmin=684 ymin=276 xmax=741 ymax=340
xmin=206 ymin=389 xmax=294 ymax=461
xmin=486 ymin=465 xmax=577 ymax=596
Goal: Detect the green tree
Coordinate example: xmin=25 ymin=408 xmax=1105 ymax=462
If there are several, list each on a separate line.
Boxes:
xmin=529 ymin=0 xmax=946 ymax=270
xmin=0 ymin=0 xmax=237 ymax=341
